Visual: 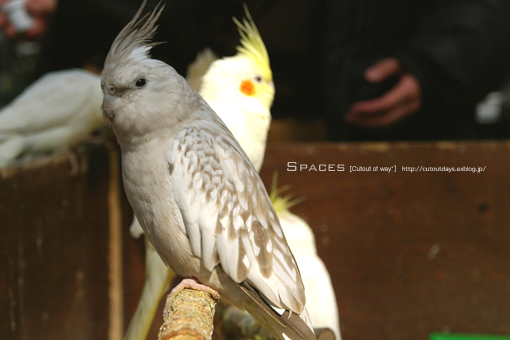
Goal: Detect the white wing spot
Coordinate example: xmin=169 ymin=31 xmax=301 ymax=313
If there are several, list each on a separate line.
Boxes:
xmin=266 ymin=240 xmax=272 ymax=252
xmin=234 ymin=215 xmax=243 ymax=231
xmin=219 ymin=215 xmax=228 ymax=228
xmin=233 ymin=204 xmax=240 ymax=216
xmin=274 ymin=226 xmax=283 ymax=238
xmin=242 ymin=255 xmax=250 ymax=268
xmin=235 ymin=179 xmax=245 ymax=192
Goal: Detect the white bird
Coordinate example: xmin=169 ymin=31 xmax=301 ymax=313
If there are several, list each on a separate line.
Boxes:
xmin=271 ymin=183 xmax=341 ymax=340
xmin=198 ymin=21 xmax=274 ymax=172
xmin=125 ymin=6 xmax=275 ymax=340
xmin=0 ymin=69 xmax=103 ymax=168
xmin=101 ymin=2 xmax=314 ymax=340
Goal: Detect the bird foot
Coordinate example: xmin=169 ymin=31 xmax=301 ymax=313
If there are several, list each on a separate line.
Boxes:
xmin=168 ymin=277 xmax=220 ymax=301
xmin=60 ymin=147 xmax=80 ymax=176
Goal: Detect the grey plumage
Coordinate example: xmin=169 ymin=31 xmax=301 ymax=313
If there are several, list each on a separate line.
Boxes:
xmin=101 ymin=2 xmax=315 ymax=340
xmin=103 ymin=2 xmax=164 ymax=76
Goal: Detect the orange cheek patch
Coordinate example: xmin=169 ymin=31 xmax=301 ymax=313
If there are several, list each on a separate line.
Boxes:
xmin=240 ymin=80 xmax=256 ymax=96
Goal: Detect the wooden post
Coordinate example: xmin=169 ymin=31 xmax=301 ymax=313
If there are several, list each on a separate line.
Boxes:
xmin=0 ymin=145 xmax=115 ymax=340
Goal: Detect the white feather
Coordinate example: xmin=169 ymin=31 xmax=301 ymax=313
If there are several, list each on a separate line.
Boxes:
xmin=0 ymin=69 xmax=103 ymax=168
xmin=279 ymin=209 xmax=342 ymax=340
xmin=200 ymin=56 xmax=272 ymax=172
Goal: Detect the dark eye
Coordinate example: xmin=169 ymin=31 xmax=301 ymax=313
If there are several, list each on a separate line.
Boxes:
xmin=254 ymin=75 xmax=263 ymax=83
xmin=135 ymin=78 xmax=147 ymax=87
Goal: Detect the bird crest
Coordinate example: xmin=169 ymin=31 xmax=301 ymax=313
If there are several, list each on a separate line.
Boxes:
xmin=233 ymin=5 xmax=272 ymax=80
xmin=269 ymin=172 xmax=305 ymax=214
xmin=104 ymin=0 xmax=164 ymax=72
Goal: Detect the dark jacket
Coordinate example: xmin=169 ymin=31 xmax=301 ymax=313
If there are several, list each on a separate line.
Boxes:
xmin=324 ymin=0 xmax=510 ymax=141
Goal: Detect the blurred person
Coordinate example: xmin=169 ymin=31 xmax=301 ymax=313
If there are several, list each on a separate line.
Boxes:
xmin=0 ymin=0 xmax=56 ymax=40
xmin=324 ymin=0 xmax=510 ymax=141
xmin=0 ymin=0 xmax=55 ymax=105
xmin=2 ymin=0 xmax=323 ymax=128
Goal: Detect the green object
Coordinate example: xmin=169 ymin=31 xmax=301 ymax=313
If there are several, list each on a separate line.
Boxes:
xmin=430 ymin=333 xmax=510 ymax=340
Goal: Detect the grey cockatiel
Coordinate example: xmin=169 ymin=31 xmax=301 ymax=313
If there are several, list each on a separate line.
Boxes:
xmin=0 ymin=69 xmax=103 ymax=168
xmin=125 ymin=7 xmax=276 ymax=340
xmin=101 ymin=2 xmax=315 ymax=340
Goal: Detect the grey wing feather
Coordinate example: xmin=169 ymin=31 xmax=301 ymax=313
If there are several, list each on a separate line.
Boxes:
xmin=168 ymin=123 xmax=306 ymax=314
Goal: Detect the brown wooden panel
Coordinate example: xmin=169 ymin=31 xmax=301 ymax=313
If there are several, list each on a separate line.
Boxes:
xmin=0 ymin=146 xmax=114 ymax=340
xmin=258 ymin=141 xmax=510 ymax=340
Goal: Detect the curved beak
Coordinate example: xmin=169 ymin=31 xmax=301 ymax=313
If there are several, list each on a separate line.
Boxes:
xmin=102 ymin=93 xmax=116 ymax=123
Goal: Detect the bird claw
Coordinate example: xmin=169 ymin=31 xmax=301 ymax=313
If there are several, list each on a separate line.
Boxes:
xmin=168 ymin=277 xmax=220 ymax=301
xmin=59 ymin=147 xmax=80 ymax=176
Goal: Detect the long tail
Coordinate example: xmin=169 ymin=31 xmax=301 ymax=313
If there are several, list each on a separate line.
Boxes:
xmin=240 ymin=283 xmax=317 ymax=340
xmin=123 ymin=236 xmax=174 ymax=340
xmin=0 ymin=136 xmax=25 ymax=168
xmin=280 ymin=308 xmax=317 ymax=340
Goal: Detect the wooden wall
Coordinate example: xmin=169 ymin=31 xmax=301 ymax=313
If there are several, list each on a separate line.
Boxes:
xmin=0 ymin=146 xmax=120 ymax=340
xmin=2 ymin=141 xmax=510 ymax=340
xmin=258 ymin=142 xmax=510 ymax=340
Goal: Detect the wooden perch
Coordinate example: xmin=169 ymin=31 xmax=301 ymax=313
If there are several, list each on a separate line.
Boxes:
xmin=158 ymin=288 xmax=218 ymax=340
xmin=157 ymin=285 xmax=336 ymax=340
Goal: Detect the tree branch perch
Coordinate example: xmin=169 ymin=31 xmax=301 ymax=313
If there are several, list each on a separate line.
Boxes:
xmin=158 ymin=288 xmax=218 ymax=340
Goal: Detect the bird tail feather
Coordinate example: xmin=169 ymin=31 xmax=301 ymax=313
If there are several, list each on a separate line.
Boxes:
xmin=240 ymin=283 xmax=316 ymax=340
xmin=280 ymin=309 xmax=317 ymax=340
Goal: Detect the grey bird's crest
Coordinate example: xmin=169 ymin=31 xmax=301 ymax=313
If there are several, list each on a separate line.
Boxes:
xmin=103 ymin=0 xmax=164 ymax=74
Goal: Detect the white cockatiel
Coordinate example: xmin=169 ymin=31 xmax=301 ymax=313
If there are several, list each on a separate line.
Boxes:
xmin=271 ymin=186 xmax=341 ymax=340
xmin=102 ymin=2 xmax=314 ymax=340
xmin=198 ymin=19 xmax=274 ymax=172
xmin=0 ymin=69 xmax=103 ymax=168
xmin=125 ymin=7 xmax=275 ymax=340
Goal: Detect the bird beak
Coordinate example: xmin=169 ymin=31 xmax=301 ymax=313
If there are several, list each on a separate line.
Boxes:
xmin=103 ymin=106 xmax=115 ymax=123
xmin=102 ymin=93 xmax=116 ymax=123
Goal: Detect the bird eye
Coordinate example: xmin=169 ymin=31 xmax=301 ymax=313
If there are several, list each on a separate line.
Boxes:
xmin=254 ymin=75 xmax=263 ymax=83
xmin=135 ymin=78 xmax=147 ymax=87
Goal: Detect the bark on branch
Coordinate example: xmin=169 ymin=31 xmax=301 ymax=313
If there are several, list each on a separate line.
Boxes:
xmin=157 ymin=288 xmax=335 ymax=340
xmin=158 ymin=289 xmax=218 ymax=340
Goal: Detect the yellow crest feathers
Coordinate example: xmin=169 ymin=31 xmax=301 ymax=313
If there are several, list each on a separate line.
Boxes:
xmin=269 ymin=171 xmax=306 ymax=214
xmin=233 ymin=5 xmax=272 ymax=79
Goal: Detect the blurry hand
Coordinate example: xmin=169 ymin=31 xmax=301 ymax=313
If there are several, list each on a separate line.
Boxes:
xmin=0 ymin=0 xmax=56 ymax=40
xmin=345 ymin=57 xmax=421 ymax=127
